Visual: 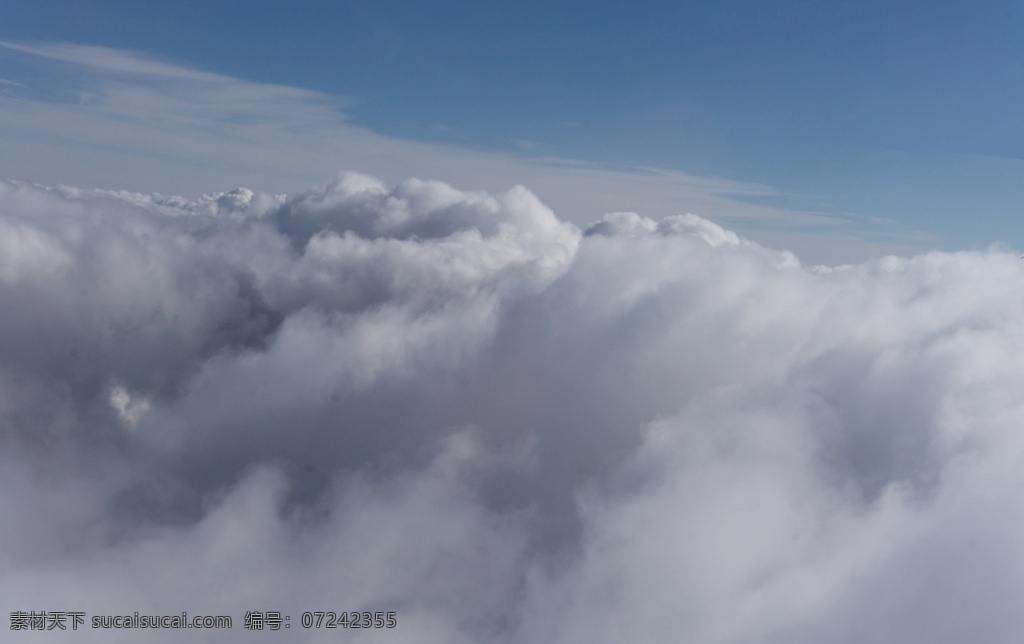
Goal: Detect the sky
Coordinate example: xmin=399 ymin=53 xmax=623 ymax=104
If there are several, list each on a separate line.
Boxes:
xmin=2 ymin=0 xmax=1024 ymax=260
xmin=6 ymin=3 xmax=1024 ymax=643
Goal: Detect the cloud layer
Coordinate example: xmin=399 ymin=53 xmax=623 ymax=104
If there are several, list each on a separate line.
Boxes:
xmin=4 ymin=173 xmax=1024 ymax=643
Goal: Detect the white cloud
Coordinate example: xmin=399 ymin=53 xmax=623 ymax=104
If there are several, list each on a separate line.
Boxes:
xmin=0 ymin=40 xmax=929 ymax=264
xmin=3 ymin=172 xmax=1024 ymax=642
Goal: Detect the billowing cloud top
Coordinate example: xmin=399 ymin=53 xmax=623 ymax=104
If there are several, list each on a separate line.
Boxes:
xmin=3 ymin=173 xmax=1024 ymax=643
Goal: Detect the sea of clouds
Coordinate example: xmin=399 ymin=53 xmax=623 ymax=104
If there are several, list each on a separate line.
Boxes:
xmin=3 ymin=172 xmax=1024 ymax=643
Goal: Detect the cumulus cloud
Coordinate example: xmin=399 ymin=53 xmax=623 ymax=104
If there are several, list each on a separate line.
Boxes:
xmin=3 ymin=172 xmax=1024 ymax=643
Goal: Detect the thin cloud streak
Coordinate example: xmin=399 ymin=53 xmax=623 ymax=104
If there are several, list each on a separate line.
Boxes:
xmin=0 ymin=40 xmax=927 ymax=264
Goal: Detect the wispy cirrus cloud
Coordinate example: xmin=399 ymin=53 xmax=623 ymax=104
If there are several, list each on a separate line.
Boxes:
xmin=0 ymin=40 xmax=928 ymax=263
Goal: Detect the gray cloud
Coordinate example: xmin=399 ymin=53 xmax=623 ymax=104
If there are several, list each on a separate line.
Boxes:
xmin=4 ymin=173 xmax=1024 ymax=642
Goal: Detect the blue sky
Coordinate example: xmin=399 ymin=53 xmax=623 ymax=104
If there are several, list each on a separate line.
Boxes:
xmin=2 ymin=0 xmax=1024 ymax=262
